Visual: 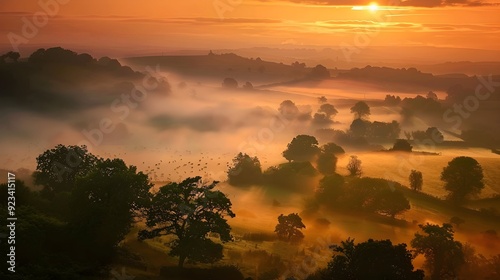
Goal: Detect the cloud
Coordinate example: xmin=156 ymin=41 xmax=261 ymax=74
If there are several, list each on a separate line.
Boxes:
xmin=268 ymin=0 xmax=497 ymax=7
xmin=60 ymin=16 xmax=282 ymax=25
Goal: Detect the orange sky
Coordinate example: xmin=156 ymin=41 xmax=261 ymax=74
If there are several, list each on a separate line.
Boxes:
xmin=0 ymin=0 xmax=499 ymax=56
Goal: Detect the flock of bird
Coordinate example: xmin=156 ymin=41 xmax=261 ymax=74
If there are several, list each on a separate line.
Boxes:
xmin=99 ymin=147 xmax=271 ymax=184
xmin=101 ymin=148 xmax=237 ymax=183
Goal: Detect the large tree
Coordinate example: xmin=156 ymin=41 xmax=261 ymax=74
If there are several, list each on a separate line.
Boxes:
xmin=70 ymin=158 xmax=152 ymax=264
xmin=324 ymin=238 xmax=424 ymax=280
xmin=139 ymin=177 xmax=235 ymax=268
xmin=441 ymin=156 xmax=484 ymax=202
xmin=227 ymin=152 xmax=263 ymax=186
xmin=372 ymin=189 xmax=410 ymax=218
xmin=33 ymin=144 xmax=100 ymax=194
xmin=282 ymin=134 xmax=320 ymax=162
xmin=275 ymin=213 xmax=306 ymax=242
xmin=350 ymin=101 xmax=371 ymax=119
xmin=411 ymin=223 xmax=465 ymax=280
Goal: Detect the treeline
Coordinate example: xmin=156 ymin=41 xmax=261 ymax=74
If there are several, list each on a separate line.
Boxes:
xmin=0 ymin=47 xmax=170 ymax=114
xmin=1 ymin=143 xmax=498 ymax=279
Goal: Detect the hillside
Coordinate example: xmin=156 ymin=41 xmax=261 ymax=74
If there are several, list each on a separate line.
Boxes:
xmin=123 ymin=52 xmax=310 ymax=85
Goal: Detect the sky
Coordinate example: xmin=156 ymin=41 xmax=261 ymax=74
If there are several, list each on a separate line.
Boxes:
xmin=0 ymin=0 xmax=499 ymax=57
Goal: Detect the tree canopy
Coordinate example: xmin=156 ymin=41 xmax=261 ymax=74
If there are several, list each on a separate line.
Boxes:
xmin=222 ymin=77 xmax=238 ymax=88
xmin=227 ymin=153 xmax=263 ymax=186
xmin=441 ymin=156 xmax=484 ymax=202
xmin=316 ymin=142 xmax=344 ymax=176
xmin=139 ymin=177 xmax=235 ymax=268
xmin=411 ymin=223 xmax=465 ymax=280
xmin=409 ymin=170 xmax=423 ymax=191
xmin=263 ymin=161 xmax=318 ymax=192
xmin=282 ymin=134 xmax=320 ymax=162
xmin=391 ymin=139 xmax=413 ymax=152
xmin=350 ymin=101 xmax=371 ymax=119
xmin=309 ymin=64 xmax=330 ymax=79
xmin=321 ymin=142 xmax=345 ymax=155
xmin=71 ymin=158 xmax=152 ymax=263
xmin=324 ymin=238 xmax=424 ymax=280
xmin=275 ymin=213 xmax=306 ymax=242
xmin=279 ymin=100 xmax=299 ymax=120
xmin=33 ymin=144 xmax=100 ymax=194
xmin=318 ymin=103 xmax=338 ymax=118
xmin=316 ymin=152 xmax=338 ymax=175
xmin=346 ymin=155 xmax=362 ymax=177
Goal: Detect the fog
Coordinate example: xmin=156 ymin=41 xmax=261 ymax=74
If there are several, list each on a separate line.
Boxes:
xmin=1 ymin=49 xmax=499 ymax=280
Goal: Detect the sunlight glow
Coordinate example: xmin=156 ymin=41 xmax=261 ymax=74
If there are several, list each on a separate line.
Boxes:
xmin=352 ymin=2 xmax=406 ymax=11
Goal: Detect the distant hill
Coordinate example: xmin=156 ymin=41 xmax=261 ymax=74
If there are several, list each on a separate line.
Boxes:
xmin=414 ymin=61 xmax=500 ymax=76
xmin=123 ymin=52 xmax=311 ymax=85
xmin=216 ymin=46 xmax=500 ymax=73
xmin=336 ymin=65 xmax=500 ymax=92
xmin=0 ymin=47 xmax=170 ymax=117
xmin=124 ymin=53 xmax=500 ymax=92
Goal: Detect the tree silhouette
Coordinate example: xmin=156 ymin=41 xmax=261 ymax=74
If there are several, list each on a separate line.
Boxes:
xmin=1 ymin=51 xmax=20 ymax=63
xmin=426 ymin=127 xmax=444 ymax=143
xmin=71 ymin=158 xmax=152 ymax=264
xmin=312 ymin=112 xmax=333 ymax=127
xmin=441 ymin=156 xmax=484 ymax=203
xmin=318 ymin=103 xmax=338 ymax=118
xmin=321 ymin=142 xmax=345 ymax=155
xmin=263 ymin=162 xmax=318 ymax=192
xmin=346 ymin=155 xmax=362 ymax=177
xmin=139 ymin=177 xmax=235 ymax=268
xmin=318 ymin=96 xmax=327 ymax=104
xmin=350 ymin=101 xmax=370 ymax=119
xmin=411 ymin=223 xmax=464 ymax=280
xmin=373 ymin=189 xmax=410 ymax=218
xmin=282 ymin=135 xmax=320 ymax=162
xmin=309 ymin=64 xmax=330 ymax=79
xmin=409 ymin=170 xmax=423 ymax=191
xmin=426 ymin=91 xmax=438 ymax=101
xmin=316 ymin=143 xmax=344 ymax=175
xmin=243 ymin=81 xmax=254 ymax=89
xmin=33 ymin=144 xmax=100 ymax=194
xmin=337 ymin=178 xmax=410 ymax=217
xmin=316 ymin=173 xmax=345 ymax=204
xmin=324 ymin=238 xmax=424 ymax=280
xmin=227 ymin=153 xmax=263 ymax=186
xmin=275 ymin=213 xmax=305 ymax=242
xmin=370 ymin=120 xmax=401 ymax=140
xmin=391 ymin=139 xmax=413 ymax=152
xmin=279 ymin=100 xmax=299 ymax=120
xmin=316 ymin=152 xmax=337 ymax=175
xmin=222 ymin=77 xmax=238 ymax=88
xmin=349 ymin=119 xmax=370 ymax=137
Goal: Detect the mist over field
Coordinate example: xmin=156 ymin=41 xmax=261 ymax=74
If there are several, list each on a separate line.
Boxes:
xmin=1 ymin=47 xmax=499 ymax=280
xmin=1 ymin=1 xmax=500 ymax=279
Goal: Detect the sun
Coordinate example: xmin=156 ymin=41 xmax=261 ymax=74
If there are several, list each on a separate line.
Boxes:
xmin=369 ymin=2 xmax=379 ymax=11
xmin=351 ymin=2 xmax=381 ymax=11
